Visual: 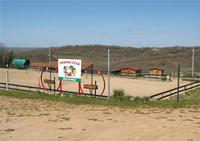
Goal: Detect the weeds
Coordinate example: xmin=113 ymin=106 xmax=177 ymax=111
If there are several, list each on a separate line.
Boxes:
xmin=0 ymin=89 xmax=200 ymax=108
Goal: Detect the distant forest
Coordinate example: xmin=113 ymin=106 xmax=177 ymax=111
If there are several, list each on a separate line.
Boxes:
xmin=7 ymin=45 xmax=200 ymax=74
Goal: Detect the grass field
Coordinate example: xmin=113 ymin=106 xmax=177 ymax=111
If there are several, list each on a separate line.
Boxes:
xmin=1 ymin=88 xmax=200 ymax=108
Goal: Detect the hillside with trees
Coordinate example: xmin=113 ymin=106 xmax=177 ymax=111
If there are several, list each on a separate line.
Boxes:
xmin=11 ymin=45 xmax=200 ymax=74
xmin=0 ymin=43 xmax=14 ymax=67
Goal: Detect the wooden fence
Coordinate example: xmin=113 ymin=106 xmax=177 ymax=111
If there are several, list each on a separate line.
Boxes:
xmin=0 ymin=83 xmax=107 ymax=98
xmin=149 ymin=81 xmax=200 ymax=100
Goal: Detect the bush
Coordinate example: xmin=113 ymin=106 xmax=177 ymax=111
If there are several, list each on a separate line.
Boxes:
xmin=133 ymin=96 xmax=150 ymax=102
xmin=112 ymin=89 xmax=125 ymax=99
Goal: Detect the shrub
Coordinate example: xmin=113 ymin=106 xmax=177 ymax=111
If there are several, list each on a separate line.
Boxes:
xmin=112 ymin=89 xmax=125 ymax=99
xmin=133 ymin=96 xmax=150 ymax=102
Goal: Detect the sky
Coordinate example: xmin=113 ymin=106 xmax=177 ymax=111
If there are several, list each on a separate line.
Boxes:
xmin=0 ymin=0 xmax=200 ymax=48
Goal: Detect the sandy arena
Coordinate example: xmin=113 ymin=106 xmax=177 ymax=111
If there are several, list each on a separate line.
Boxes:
xmin=0 ymin=96 xmax=200 ymax=141
xmin=0 ymin=68 xmax=188 ymax=97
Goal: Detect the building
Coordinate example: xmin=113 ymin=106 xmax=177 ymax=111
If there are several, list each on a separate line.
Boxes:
xmin=30 ymin=63 xmax=47 ymax=71
xmin=112 ymin=67 xmax=141 ymax=75
xmin=30 ymin=61 xmax=93 ymax=73
xmin=149 ymin=67 xmax=164 ymax=76
xmin=81 ymin=63 xmax=94 ymax=73
xmin=12 ymin=59 xmax=30 ymax=69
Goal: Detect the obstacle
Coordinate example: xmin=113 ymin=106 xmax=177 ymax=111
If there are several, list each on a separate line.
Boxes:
xmin=38 ymin=68 xmax=105 ymax=96
xmin=38 ymin=69 xmax=63 ymax=94
xmin=81 ymin=68 xmax=105 ymax=96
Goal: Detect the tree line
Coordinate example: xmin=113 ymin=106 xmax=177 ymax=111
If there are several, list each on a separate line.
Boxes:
xmin=0 ymin=47 xmax=14 ymax=68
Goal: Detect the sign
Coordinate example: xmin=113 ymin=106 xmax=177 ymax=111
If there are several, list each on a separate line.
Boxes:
xmin=58 ymin=59 xmax=81 ymax=82
xmin=44 ymin=79 xmax=55 ymax=84
xmin=84 ymin=84 xmax=98 ymax=90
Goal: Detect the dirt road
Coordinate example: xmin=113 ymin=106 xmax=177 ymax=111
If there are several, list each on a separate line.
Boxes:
xmin=0 ymin=96 xmax=200 ymax=141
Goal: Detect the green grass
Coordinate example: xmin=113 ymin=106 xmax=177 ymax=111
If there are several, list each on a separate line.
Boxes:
xmin=0 ymin=89 xmax=200 ymax=108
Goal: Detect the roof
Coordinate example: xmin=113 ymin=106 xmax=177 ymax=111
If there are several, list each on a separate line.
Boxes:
xmin=30 ymin=63 xmax=49 ymax=68
xmin=82 ymin=63 xmax=93 ymax=70
xmin=149 ymin=67 xmax=164 ymax=71
xmin=30 ymin=62 xmax=93 ymax=70
xmin=112 ymin=66 xmax=141 ymax=72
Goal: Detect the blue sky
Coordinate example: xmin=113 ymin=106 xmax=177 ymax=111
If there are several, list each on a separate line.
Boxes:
xmin=1 ymin=0 xmax=200 ymax=47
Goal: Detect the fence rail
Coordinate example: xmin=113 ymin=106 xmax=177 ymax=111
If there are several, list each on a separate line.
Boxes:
xmin=149 ymin=81 xmax=200 ymax=100
xmin=0 ymin=83 xmax=108 ymax=98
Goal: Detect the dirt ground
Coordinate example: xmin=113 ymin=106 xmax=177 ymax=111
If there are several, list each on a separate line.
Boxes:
xmin=0 ymin=96 xmax=200 ymax=141
xmin=0 ymin=68 xmax=188 ymax=97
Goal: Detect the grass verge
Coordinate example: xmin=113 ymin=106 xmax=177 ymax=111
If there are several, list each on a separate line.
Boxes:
xmin=0 ymin=89 xmax=200 ymax=108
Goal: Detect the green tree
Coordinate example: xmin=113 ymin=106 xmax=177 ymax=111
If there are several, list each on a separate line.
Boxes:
xmin=7 ymin=51 xmax=14 ymax=67
xmin=0 ymin=47 xmax=9 ymax=67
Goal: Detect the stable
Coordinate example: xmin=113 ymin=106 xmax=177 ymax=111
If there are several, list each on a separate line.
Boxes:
xmin=149 ymin=67 xmax=164 ymax=76
xmin=82 ymin=63 xmax=94 ymax=73
xmin=112 ymin=67 xmax=141 ymax=76
xmin=12 ymin=59 xmax=30 ymax=69
xmin=30 ymin=62 xmax=58 ymax=71
xmin=30 ymin=61 xmax=93 ymax=73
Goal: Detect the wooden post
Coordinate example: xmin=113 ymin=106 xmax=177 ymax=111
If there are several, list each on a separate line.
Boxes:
xmin=60 ymin=80 xmax=62 ymax=94
xmin=94 ymin=81 xmax=97 ymax=96
xmin=177 ymin=64 xmax=180 ymax=102
xmin=54 ymin=77 xmax=56 ymax=91
xmin=91 ymin=64 xmax=94 ymax=95
xmin=192 ymin=48 xmax=194 ymax=77
xmin=6 ymin=70 xmax=9 ymax=91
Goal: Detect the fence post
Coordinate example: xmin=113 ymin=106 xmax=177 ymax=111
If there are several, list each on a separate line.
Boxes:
xmin=192 ymin=48 xmax=194 ymax=77
xmin=6 ymin=70 xmax=9 ymax=91
xmin=94 ymin=80 xmax=97 ymax=96
xmin=107 ymin=49 xmax=110 ymax=98
xmin=177 ymin=64 xmax=180 ymax=102
xmin=184 ymin=86 xmax=186 ymax=94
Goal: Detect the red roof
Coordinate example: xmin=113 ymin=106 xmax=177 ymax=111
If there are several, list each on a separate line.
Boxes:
xmin=112 ymin=66 xmax=141 ymax=72
xmin=30 ymin=62 xmax=93 ymax=70
xmin=30 ymin=63 xmax=49 ymax=68
xmin=81 ymin=63 xmax=92 ymax=69
xmin=149 ymin=67 xmax=163 ymax=71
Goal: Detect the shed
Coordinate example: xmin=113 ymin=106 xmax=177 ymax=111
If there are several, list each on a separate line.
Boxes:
xmin=30 ymin=61 xmax=58 ymax=71
xmin=30 ymin=62 xmax=49 ymax=70
xmin=112 ymin=67 xmax=141 ymax=75
xmin=12 ymin=59 xmax=30 ymax=69
xmin=82 ymin=63 xmax=94 ymax=73
xmin=149 ymin=67 xmax=164 ymax=75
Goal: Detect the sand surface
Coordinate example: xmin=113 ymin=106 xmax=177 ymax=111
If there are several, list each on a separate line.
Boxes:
xmin=0 ymin=96 xmax=200 ymax=141
xmin=0 ymin=68 xmax=188 ymax=97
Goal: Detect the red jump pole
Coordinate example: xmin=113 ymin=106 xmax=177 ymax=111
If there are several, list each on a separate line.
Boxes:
xmin=60 ymin=80 xmax=63 ymax=94
xmin=78 ymin=82 xmax=81 ymax=94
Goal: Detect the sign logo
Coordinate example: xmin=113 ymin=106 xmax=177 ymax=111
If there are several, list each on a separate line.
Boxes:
xmin=58 ymin=59 xmax=81 ymax=82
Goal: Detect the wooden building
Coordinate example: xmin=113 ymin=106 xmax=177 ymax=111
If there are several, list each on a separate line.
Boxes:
xmin=149 ymin=68 xmax=164 ymax=75
xmin=30 ymin=61 xmax=93 ymax=73
xmin=81 ymin=63 xmax=94 ymax=73
xmin=112 ymin=67 xmax=141 ymax=75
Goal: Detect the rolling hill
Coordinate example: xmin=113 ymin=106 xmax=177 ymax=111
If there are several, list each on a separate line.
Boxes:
xmin=13 ymin=45 xmax=200 ymax=74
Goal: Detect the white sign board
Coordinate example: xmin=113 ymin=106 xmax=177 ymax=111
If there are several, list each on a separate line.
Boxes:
xmin=58 ymin=59 xmax=81 ymax=82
